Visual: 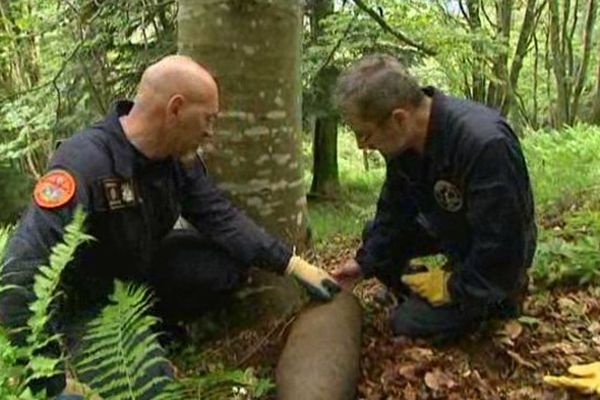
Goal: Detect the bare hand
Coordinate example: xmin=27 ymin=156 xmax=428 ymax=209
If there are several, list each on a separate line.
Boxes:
xmin=331 ymin=258 xmax=364 ymax=289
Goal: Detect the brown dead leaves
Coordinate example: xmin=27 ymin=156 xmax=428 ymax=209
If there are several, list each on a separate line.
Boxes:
xmin=355 ymin=284 xmax=600 ymax=400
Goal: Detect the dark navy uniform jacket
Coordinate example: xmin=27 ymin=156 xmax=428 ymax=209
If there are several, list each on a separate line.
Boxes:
xmin=356 ymin=87 xmax=537 ymax=303
xmin=0 ymin=100 xmax=292 ymax=335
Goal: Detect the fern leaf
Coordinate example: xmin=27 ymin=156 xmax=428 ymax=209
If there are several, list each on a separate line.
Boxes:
xmin=75 ymin=281 xmax=183 ymax=400
xmin=0 ymin=225 xmax=14 ymax=273
xmin=20 ymin=207 xmax=92 ymax=389
xmin=26 ymin=207 xmax=93 ymax=346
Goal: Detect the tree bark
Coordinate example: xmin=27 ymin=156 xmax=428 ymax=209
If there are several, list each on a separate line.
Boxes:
xmin=310 ymin=101 xmax=340 ymax=199
xmin=548 ymin=0 xmax=570 ymax=126
xmin=178 ymin=0 xmax=308 ymax=325
xmin=487 ymin=0 xmax=513 ymax=111
xmin=502 ymin=0 xmax=538 ymax=116
xmin=571 ymin=0 xmax=597 ymax=121
xmin=178 ymin=0 xmax=309 ymax=247
xmin=592 ymin=49 xmax=600 ymax=124
xmin=308 ymin=0 xmax=340 ymax=200
xmin=548 ymin=0 xmax=597 ymax=125
xmin=465 ymin=0 xmax=487 ymax=103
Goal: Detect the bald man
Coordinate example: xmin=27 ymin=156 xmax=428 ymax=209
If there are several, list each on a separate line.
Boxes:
xmin=0 ymin=55 xmax=339 ymax=398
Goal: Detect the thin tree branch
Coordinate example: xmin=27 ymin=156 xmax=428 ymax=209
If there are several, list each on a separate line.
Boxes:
xmin=313 ymin=12 xmax=358 ymax=79
xmin=350 ymin=0 xmax=437 ymax=56
xmin=481 ymin=0 xmax=497 ymax=29
xmin=458 ymin=0 xmax=471 ymax=23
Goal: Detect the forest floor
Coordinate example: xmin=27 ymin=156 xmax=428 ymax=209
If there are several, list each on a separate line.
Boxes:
xmin=174 ymin=235 xmax=600 ymax=400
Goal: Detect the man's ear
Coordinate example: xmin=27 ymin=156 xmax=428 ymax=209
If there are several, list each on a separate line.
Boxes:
xmin=391 ymin=108 xmax=408 ymax=125
xmin=166 ymin=95 xmax=185 ymax=123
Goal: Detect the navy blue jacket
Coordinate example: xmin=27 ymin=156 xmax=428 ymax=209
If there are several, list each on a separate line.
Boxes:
xmin=356 ymin=88 xmax=537 ymax=303
xmin=0 ymin=101 xmax=292 ymax=336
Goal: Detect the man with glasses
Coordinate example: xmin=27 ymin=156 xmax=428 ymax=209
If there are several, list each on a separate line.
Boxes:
xmin=331 ymin=54 xmax=536 ymax=341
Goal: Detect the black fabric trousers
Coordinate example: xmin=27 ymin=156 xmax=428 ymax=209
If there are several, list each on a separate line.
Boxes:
xmin=57 ymin=228 xmax=245 ymax=399
xmin=362 ymin=219 xmax=522 ymax=341
xmin=147 ymin=228 xmax=246 ymax=322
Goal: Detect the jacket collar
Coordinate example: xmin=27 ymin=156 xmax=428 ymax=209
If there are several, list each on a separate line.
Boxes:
xmin=95 ymin=100 xmax=168 ymax=178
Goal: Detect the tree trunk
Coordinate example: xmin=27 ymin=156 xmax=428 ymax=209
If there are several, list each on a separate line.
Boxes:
xmin=548 ymin=0 xmax=570 ymax=126
xmin=487 ymin=0 xmax=512 ymax=111
xmin=571 ymin=0 xmax=597 ymax=121
xmin=178 ymin=0 xmax=308 ymax=325
xmin=310 ymin=66 xmax=340 ymax=200
xmin=502 ymin=0 xmax=539 ymax=116
xmin=178 ymin=0 xmax=309 ymax=246
xmin=592 ymin=50 xmax=600 ymax=124
xmin=465 ymin=0 xmax=487 ymax=103
xmin=308 ymin=0 xmax=340 ymax=200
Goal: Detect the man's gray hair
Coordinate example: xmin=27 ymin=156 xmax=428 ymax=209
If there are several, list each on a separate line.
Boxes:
xmin=335 ymin=54 xmax=424 ymax=123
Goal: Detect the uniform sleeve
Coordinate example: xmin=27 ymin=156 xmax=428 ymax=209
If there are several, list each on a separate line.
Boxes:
xmin=0 ymin=166 xmax=91 ymax=343
xmin=179 ymin=157 xmax=292 ymax=273
xmin=1 ymin=200 xmax=85 ymax=336
xmin=448 ymin=137 xmax=535 ymax=303
xmin=355 ymin=163 xmax=418 ymax=278
xmin=0 ymin=154 xmax=92 ymax=396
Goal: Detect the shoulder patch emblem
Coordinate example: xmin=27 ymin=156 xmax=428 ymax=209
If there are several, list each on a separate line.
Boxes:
xmin=34 ymin=169 xmax=76 ymax=208
xmin=433 ymin=180 xmax=463 ymax=212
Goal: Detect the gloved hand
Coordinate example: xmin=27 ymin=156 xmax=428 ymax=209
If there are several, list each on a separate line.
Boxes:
xmin=286 ymin=256 xmax=341 ymax=301
xmin=401 ymin=266 xmax=451 ymax=306
xmin=544 ymin=362 xmax=600 ymax=394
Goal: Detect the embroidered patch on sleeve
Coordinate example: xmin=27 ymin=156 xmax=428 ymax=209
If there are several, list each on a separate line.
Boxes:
xmin=34 ymin=169 xmax=76 ymax=208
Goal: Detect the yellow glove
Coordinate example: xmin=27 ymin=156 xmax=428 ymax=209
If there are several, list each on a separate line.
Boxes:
xmin=401 ymin=266 xmax=451 ymax=306
xmin=286 ymin=256 xmax=341 ymax=301
xmin=544 ymin=362 xmax=600 ymax=394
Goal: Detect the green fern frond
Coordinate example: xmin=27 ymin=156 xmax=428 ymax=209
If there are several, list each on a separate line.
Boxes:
xmin=75 ymin=281 xmax=183 ymax=400
xmin=0 ymin=225 xmax=14 ymax=276
xmin=26 ymin=207 xmax=93 ymax=349
xmin=0 ymin=208 xmax=91 ymax=395
xmin=0 ymin=131 xmax=41 ymax=163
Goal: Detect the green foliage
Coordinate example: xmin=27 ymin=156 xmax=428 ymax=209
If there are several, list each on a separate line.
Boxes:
xmin=74 ymin=280 xmax=274 ymax=399
xmin=180 ymin=367 xmax=274 ymax=400
xmin=0 ymin=165 xmax=32 ymax=225
xmin=0 ymin=225 xmax=13 ymax=267
xmin=74 ymin=281 xmax=183 ymax=400
xmin=0 ymin=0 xmax=178 ymax=175
xmin=0 ymin=208 xmax=91 ymax=399
xmin=523 ymin=124 xmax=600 ymax=214
xmin=306 ymin=128 xmax=384 ymax=247
xmin=533 ymin=208 xmax=600 ymax=286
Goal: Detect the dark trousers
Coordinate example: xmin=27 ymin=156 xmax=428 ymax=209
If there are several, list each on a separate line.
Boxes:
xmin=363 ymin=219 xmax=521 ymax=341
xmin=147 ymin=228 xmax=246 ymax=322
xmin=60 ymin=228 xmax=245 ymax=399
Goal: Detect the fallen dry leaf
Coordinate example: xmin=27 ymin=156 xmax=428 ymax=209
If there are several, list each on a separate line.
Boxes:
xmin=403 ymin=383 xmax=418 ymax=400
xmin=398 ymin=363 xmax=420 ymax=382
xmin=404 ymin=347 xmax=434 ymax=361
xmin=424 ymin=368 xmax=456 ymax=391
xmin=589 ymin=321 xmax=600 ymax=334
xmin=503 ymin=320 xmax=524 ymax=340
xmin=506 ymin=349 xmax=537 ymax=369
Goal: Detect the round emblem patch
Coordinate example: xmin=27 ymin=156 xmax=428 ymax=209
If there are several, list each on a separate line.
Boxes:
xmin=433 ymin=180 xmax=463 ymax=212
xmin=34 ymin=169 xmax=76 ymax=208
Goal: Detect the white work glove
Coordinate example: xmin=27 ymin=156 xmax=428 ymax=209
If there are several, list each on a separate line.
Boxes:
xmin=286 ymin=256 xmax=341 ymax=301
